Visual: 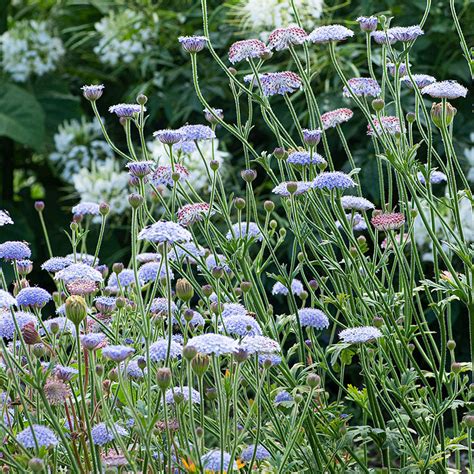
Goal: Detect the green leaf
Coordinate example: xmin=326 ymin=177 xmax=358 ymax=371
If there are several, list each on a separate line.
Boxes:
xmin=0 ymin=80 xmax=45 ymax=149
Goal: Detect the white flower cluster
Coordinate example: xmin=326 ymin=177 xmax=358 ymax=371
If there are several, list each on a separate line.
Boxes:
xmin=236 ymin=0 xmax=323 ymax=37
xmin=148 ymin=140 xmax=229 ymax=193
xmin=49 ymin=117 xmax=114 ymax=182
xmin=0 ymin=20 xmax=65 ymax=82
xmin=72 ymin=158 xmax=130 ymax=219
xmin=94 ymin=9 xmax=158 ymax=67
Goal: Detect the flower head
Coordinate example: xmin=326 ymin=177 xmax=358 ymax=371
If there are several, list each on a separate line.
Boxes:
xmin=42 ymin=317 xmax=76 ymax=335
xmin=0 ymin=290 xmax=16 ymax=309
xmin=226 ymin=222 xmax=263 ymax=241
xmin=287 ymin=151 xmax=326 ymax=166
xmin=221 ymin=314 xmax=262 ymax=337
xmin=302 ymin=128 xmax=322 ymax=146
xmin=312 ymin=172 xmax=357 ymax=190
xmin=179 ymin=124 xmax=216 ymax=141
xmin=356 ymin=16 xmax=378 ymax=32
xmin=126 ymin=160 xmax=154 ymax=178
xmin=55 ymin=263 xmax=103 ymax=284
xmin=221 ymin=302 xmax=247 ymax=319
xmin=321 ymin=108 xmax=353 ymax=129
xmin=44 ymin=377 xmax=71 ymax=405
xmin=272 ymin=181 xmax=312 ymax=196
xmin=187 ymin=333 xmax=239 ymax=356
xmin=367 ymin=116 xmax=402 ymax=136
xmin=298 ymin=308 xmax=329 ymax=329
xmin=370 ymin=31 xmax=396 ymax=45
xmin=177 ymin=203 xmax=211 ymax=226
xmin=121 ymin=359 xmax=146 ymax=379
xmin=259 ymin=71 xmax=302 ymax=96
xmin=151 ymin=164 xmax=189 ymax=187
xmin=72 ymin=201 xmax=100 ymax=216
xmin=371 ymin=212 xmax=405 ymax=231
xmin=417 ymin=170 xmax=447 ymax=185
xmin=171 ymin=242 xmax=206 ymax=263
xmin=149 ymin=338 xmax=183 ymax=362
xmin=343 ymin=78 xmax=381 ymax=97
xmin=138 ymin=262 xmax=173 ymax=283
xmin=178 ymin=35 xmax=207 ymax=53
xmin=81 ymin=84 xmax=104 ymax=101
xmin=80 ymin=333 xmax=107 ymax=350
xmin=150 ymin=298 xmax=178 ymax=315
xmin=388 ymin=25 xmax=423 ymax=42
xmin=91 ymin=422 xmax=128 ymax=446
xmin=94 ymin=296 xmax=117 ymax=313
xmin=16 ymin=425 xmax=58 ymax=449
xmin=228 ymin=39 xmax=268 ymax=63
xmin=336 ymin=213 xmax=367 ymax=231
xmin=107 ymin=269 xmax=136 ymax=290
xmin=41 ymin=256 xmax=73 ymax=273
xmin=0 ymin=311 xmax=36 ymax=339
xmin=275 ymin=390 xmax=293 ymax=404
xmin=138 ymin=221 xmax=192 ymax=244
xmin=53 ymin=365 xmax=78 ymax=381
xmin=0 ymin=210 xmax=13 ymax=226
xmin=0 ymin=241 xmax=31 ymax=260
xmin=308 ymin=25 xmax=354 ymax=43
xmin=239 ymin=335 xmax=281 ymax=354
xmin=241 ymin=444 xmax=271 ymax=462
xmin=272 ymin=279 xmax=304 ymax=296
xmin=341 ymin=196 xmax=374 ymax=211
xmin=339 ymin=326 xmax=382 ymax=343
xmin=16 ymin=287 xmax=51 ymax=308
xmin=386 ymin=62 xmax=409 ymax=76
xmin=401 ymin=74 xmax=436 ymax=89
xmin=421 ymin=80 xmax=468 ymax=99
xmin=201 ymin=450 xmax=238 ymax=472
xmin=165 ymin=386 xmax=201 ymax=404
xmin=102 ymin=345 xmax=135 ymax=362
xmin=153 ymin=129 xmax=184 ymax=145
xmin=268 ymin=26 xmax=307 ymax=51
xmin=172 ymin=310 xmax=205 ymax=328
xmin=108 ymin=104 xmax=143 ymax=118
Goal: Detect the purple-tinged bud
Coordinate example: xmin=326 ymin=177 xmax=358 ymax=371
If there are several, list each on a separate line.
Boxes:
xmin=95 ymin=365 xmax=104 ymax=376
xmin=202 ymin=284 xmax=213 ymax=298
xmin=81 ymin=84 xmax=104 ymax=101
xmin=431 ymin=102 xmax=457 ymax=129
xmin=307 ymin=373 xmax=320 ymax=388
xmin=72 ymin=214 xmax=82 ymax=224
xmin=209 ymin=160 xmax=219 ymax=171
xmin=241 ymin=169 xmax=257 ymax=183
xmin=21 ymin=323 xmax=41 ymax=345
xmin=235 ymin=287 xmax=242 ymax=297
xmin=49 ymin=321 xmax=60 ymax=334
xmin=302 ymin=129 xmax=322 ymax=147
xmin=309 ymin=279 xmax=318 ymax=290
xmin=32 ymin=344 xmax=45 ymax=358
xmin=17 ymin=259 xmax=33 ymax=276
xmin=240 ymin=281 xmax=252 ymax=293
xmin=28 ymin=458 xmax=45 ymax=472
xmin=464 ymin=415 xmax=474 ymax=428
xmin=373 ymin=316 xmax=384 ymax=328
xmin=204 ymin=108 xmax=224 ymax=124
xmin=128 ymin=193 xmax=144 ymax=209
xmin=34 ymin=201 xmax=45 ymax=212
xmin=113 ymin=263 xmax=124 ymax=274
xmin=192 ymin=353 xmax=210 ymax=377
xmin=233 ymin=348 xmax=249 ymax=363
xmin=137 ymin=357 xmax=146 ymax=370
xmin=116 ymin=296 xmax=126 ymax=309
xmin=273 ymin=147 xmax=287 ymax=160
xmin=451 ymin=362 xmax=462 ymax=374
xmin=99 ymin=202 xmax=110 ymax=216
xmin=357 ymin=16 xmax=378 ymax=32
xmin=109 ymin=368 xmax=118 ymax=382
xmin=183 ymin=344 xmax=198 ymax=361
xmin=212 ymin=266 xmax=224 ymax=279
xmin=157 ymin=368 xmax=172 ymax=390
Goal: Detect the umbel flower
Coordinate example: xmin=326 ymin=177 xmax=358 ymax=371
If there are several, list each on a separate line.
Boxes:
xmin=226 ymin=222 xmax=263 ymax=241
xmin=267 ymin=26 xmax=308 ymax=51
xmin=91 ymin=422 xmax=128 ymax=446
xmin=102 ymin=345 xmax=135 ymax=362
xmin=178 ymin=35 xmax=208 ymax=53
xmin=241 ymin=444 xmax=271 ymax=462
xmin=401 ymin=74 xmax=436 ymax=89
xmin=367 ymin=116 xmax=403 ymax=136
xmin=221 ymin=314 xmax=263 ymax=337
xmin=149 ymin=338 xmax=183 ymax=362
xmin=153 ymin=129 xmax=184 ymax=144
xmin=72 ymin=201 xmax=100 ymax=217
xmin=339 ymin=326 xmax=382 ymax=343
xmin=421 ymin=80 xmax=468 ymax=99
xmin=228 ymin=39 xmax=268 ymax=63
xmin=343 ymin=78 xmax=381 ymax=97
xmin=201 ymin=450 xmax=239 ymax=472
xmin=44 ymin=377 xmax=71 ymax=405
xmin=297 ymin=308 xmax=329 ymax=329
xmin=312 ymin=172 xmax=357 ymax=190
xmin=16 ymin=425 xmax=58 ymax=449
xmin=370 ymin=31 xmax=396 ymax=45
xmin=287 ymin=151 xmax=326 ymax=166
xmin=308 ymin=24 xmax=354 ymax=43
xmin=302 ymin=128 xmax=322 ymax=146
xmin=272 ymin=181 xmax=312 ymax=196
xmin=177 ymin=203 xmax=211 ymax=226
xmin=81 ymin=84 xmax=104 ymax=101
xmin=417 ymin=170 xmax=447 ymax=185
xmin=321 ymin=108 xmax=354 ymax=129
xmin=257 ymin=71 xmax=302 ymax=96
xmin=108 ymin=104 xmax=143 ymax=118
xmin=0 ymin=241 xmax=31 ymax=260
xmin=16 ymin=287 xmax=52 ymax=308
xmin=138 ymin=221 xmax=192 ymax=244
xmin=187 ymin=333 xmax=239 ymax=356
xmin=151 ymin=164 xmax=190 ymax=187
xmin=341 ymin=196 xmax=375 ymax=211
xmin=387 ymin=25 xmax=423 ymax=42
xmin=371 ymin=212 xmax=405 ymax=231
xmin=0 ymin=289 xmax=17 ymax=309
xmin=239 ymin=335 xmax=281 ymax=354
xmin=55 ymin=263 xmax=103 ymax=284
xmin=41 ymin=256 xmax=73 ymax=273
xmin=356 ymin=16 xmax=378 ymax=32
xmin=0 ymin=311 xmax=36 ymax=339
xmin=272 ymin=279 xmax=304 ymax=296
xmin=138 ymin=262 xmax=174 ymax=283
xmin=165 ymin=386 xmax=201 ymax=404
xmin=107 ymin=269 xmax=137 ymax=290
xmin=179 ymin=124 xmax=216 ymax=141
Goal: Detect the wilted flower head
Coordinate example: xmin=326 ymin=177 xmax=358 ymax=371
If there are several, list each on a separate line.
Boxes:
xmin=298 ymin=308 xmax=329 ymax=329
xmin=72 ymin=201 xmax=100 ymax=217
xmin=421 ymin=80 xmax=468 ymax=99
xmin=0 ymin=290 xmax=17 ymax=309
xmin=55 ymin=263 xmax=103 ymax=284
xmin=102 ymin=345 xmax=135 ymax=362
xmin=401 ymin=74 xmax=436 ymax=89
xmin=258 ymin=71 xmax=302 ymax=96
xmin=367 ymin=116 xmax=402 ymax=136
xmin=177 ymin=203 xmax=211 ymax=226
xmin=0 ymin=241 xmax=31 ymax=260
xmin=239 ymin=335 xmax=281 ymax=354
xmin=44 ymin=377 xmax=71 ymax=405
xmin=41 ymin=256 xmax=73 ymax=273
xmin=343 ymin=78 xmax=381 ymax=97
xmin=221 ymin=314 xmax=262 ymax=337
xmin=272 ymin=181 xmax=312 ymax=196
xmin=81 ymin=84 xmax=104 ymax=101
xmin=151 ymin=164 xmax=190 ymax=187
xmin=16 ymin=287 xmax=51 ymax=308
xmin=228 ymin=39 xmax=268 ymax=63
xmin=0 ymin=210 xmax=13 ymax=226
xmin=187 ymin=333 xmax=239 ymax=356
xmin=0 ymin=311 xmax=36 ymax=339
xmin=165 ymin=386 xmax=201 ymax=404
xmin=153 ymin=129 xmax=184 ymax=145
xmin=226 ymin=222 xmax=263 ymax=241
xmin=178 ymin=35 xmax=208 ymax=53
xmin=138 ymin=220 xmax=192 ymax=244
xmin=268 ymin=26 xmax=307 ymax=51
xmin=339 ymin=326 xmax=382 ymax=343
xmin=370 ymin=31 xmax=396 ymax=45
xmin=179 ymin=124 xmax=216 ymax=141
xmin=241 ymin=444 xmax=271 ymax=462
xmin=91 ymin=422 xmax=128 ymax=446
xmin=287 ymin=150 xmax=326 ymax=166
xmin=356 ymin=16 xmax=378 ymax=32
xmin=321 ymin=108 xmax=354 ymax=129
xmin=201 ymin=450 xmax=238 ymax=471
xmin=108 ymin=103 xmax=143 ymax=118
xmin=312 ymin=172 xmax=357 ymax=190
xmin=341 ymin=196 xmax=374 ymax=211
xmin=67 ymin=279 xmax=98 ymax=296
xmin=149 ymin=338 xmax=183 ymax=362
xmin=371 ymin=212 xmax=405 ymax=231
xmin=308 ymin=24 xmax=354 ymax=43
xmin=272 ymin=279 xmax=304 ymax=296
xmin=16 ymin=425 xmax=58 ymax=449
xmin=388 ymin=25 xmax=423 ymax=42
xmin=417 ymin=170 xmax=447 ymax=185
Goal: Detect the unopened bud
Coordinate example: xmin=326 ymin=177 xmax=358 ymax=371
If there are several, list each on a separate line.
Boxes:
xmin=176 ymin=278 xmax=194 ymax=302
xmin=273 ymin=147 xmax=287 ymax=160
xmin=192 ymin=353 xmax=210 ymax=377
xmin=264 ymin=200 xmax=275 ymax=213
xmin=65 ymin=295 xmax=87 ymax=326
xmin=372 ymin=99 xmax=385 ymax=112
xmin=307 ymin=373 xmax=320 ymax=388
xmin=157 ymin=368 xmax=172 ymax=391
xmin=406 ymin=112 xmax=416 ymax=123
xmin=136 ymin=94 xmax=148 ymax=105
xmin=241 ymin=169 xmax=257 ymax=183
xmin=447 ymin=340 xmax=456 ymax=351
xmin=210 ymin=160 xmax=219 ymax=171
xmin=373 ymin=316 xmax=384 ymax=328
xmin=128 ymin=193 xmax=144 ymax=208
xmin=34 ymin=201 xmax=45 ymax=212
xmin=99 ymin=202 xmax=110 ymax=216
xmin=431 ymin=102 xmax=456 ymax=129
xmin=240 ymin=281 xmax=252 ymax=293
xmin=234 ymin=198 xmax=246 ymax=210
xmin=21 ymin=323 xmax=41 ymax=345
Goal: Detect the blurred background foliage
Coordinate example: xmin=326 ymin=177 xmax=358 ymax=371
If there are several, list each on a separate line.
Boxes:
xmin=0 ymin=0 xmax=472 ymax=314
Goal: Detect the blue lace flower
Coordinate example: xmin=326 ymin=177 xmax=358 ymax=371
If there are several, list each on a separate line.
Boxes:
xmin=220 ymin=314 xmax=262 ymax=337
xmin=339 ymin=326 xmax=382 ymax=343
xmin=298 ymin=308 xmax=329 ymax=329
xmin=55 ymin=263 xmax=103 ymax=284
xmin=312 ymin=172 xmax=357 ymax=190
xmin=102 ymin=345 xmax=135 ymax=362
xmin=165 ymin=386 xmax=201 ymax=404
xmin=187 ymin=333 xmax=238 ymax=356
xmin=343 ymin=77 xmax=381 ymax=97
xmin=421 ymin=80 xmax=468 ymax=99
xmin=41 ymin=256 xmax=73 ymax=273
xmin=201 ymin=450 xmax=238 ymax=472
xmin=241 ymin=444 xmax=271 ymax=462
xmin=308 ymin=25 xmax=354 ymax=43
xmin=91 ymin=422 xmax=128 ymax=446
xmin=149 ymin=338 xmax=183 ymax=362
xmin=0 ymin=241 xmax=31 ymax=260
xmin=16 ymin=425 xmax=58 ymax=449
xmin=16 ymin=287 xmax=51 ymax=308
xmin=0 ymin=311 xmax=36 ymax=339
xmin=178 ymin=36 xmax=208 ymax=53
xmin=138 ymin=221 xmax=192 ymax=244
xmin=108 ymin=104 xmax=143 ymax=117
xmin=287 ymin=151 xmax=326 ymax=166
xmin=72 ymin=202 xmax=100 ymax=216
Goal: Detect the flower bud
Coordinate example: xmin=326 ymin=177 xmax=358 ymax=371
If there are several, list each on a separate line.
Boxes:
xmin=259 ymin=49 xmax=273 ymax=61
xmin=233 ymin=348 xmax=249 ymax=363
xmin=202 ymin=284 xmax=213 ymax=298
xmin=204 ymin=108 xmax=224 ymax=124
xmin=192 ymin=353 xmax=210 ymax=377
xmin=113 ymin=263 xmax=124 ymax=275
xmin=307 ymin=373 xmax=320 ymax=388
xmin=294 ymin=394 xmax=303 ymax=404
xmin=228 ymin=67 xmax=237 ymax=76
xmin=70 ymin=222 xmax=78 ymax=232
xmin=234 ymin=198 xmax=246 ymax=210
xmin=286 ymin=182 xmax=298 ymax=194
xmin=28 ymin=458 xmax=45 ymax=472
xmin=451 ymin=362 xmax=462 ymax=374
xmin=431 ymin=101 xmax=457 ymax=129
xmin=49 ymin=321 xmax=60 ymax=335
xmin=109 ymin=368 xmax=118 ymax=382
xmin=210 ymin=160 xmax=219 ymax=171
xmin=212 ymin=266 xmax=224 ymax=279
xmin=264 ymin=200 xmax=275 ymax=213
xmin=372 ymin=99 xmax=385 ymax=112
xmin=32 ymin=344 xmax=45 ymax=358
xmin=137 ymin=357 xmax=146 ymax=370
xmin=240 ymin=281 xmax=252 ymax=293
xmin=34 ymin=201 xmax=45 ymax=212
xmin=95 ymin=364 xmax=104 ymax=377
xmin=406 ymin=112 xmax=416 ymax=123
xmin=99 ymin=202 xmax=110 ymax=216
xmin=299 ymin=290 xmax=308 ymax=301
xmin=183 ymin=344 xmax=198 ymax=361
xmin=136 ymin=94 xmax=148 ymax=105
xmin=196 ymin=426 xmax=204 ymax=437
xmin=309 ymin=279 xmax=318 ymax=290
xmin=269 ymin=220 xmax=277 ymax=230
xmin=447 ymin=340 xmax=456 ymax=351
xmin=241 ymin=169 xmax=257 ymax=183
xmin=464 ymin=415 xmax=474 ymax=428
xmin=205 ymin=387 xmax=217 ymax=400
xmin=21 ymin=322 xmax=41 ymax=345
xmin=157 ymin=368 xmax=172 ymax=391
xmin=273 ymin=147 xmax=287 ymax=160
xmin=372 ymin=316 xmax=384 ymax=328
xmin=176 ymin=278 xmax=194 ymax=302
xmin=128 ymin=193 xmax=144 ymax=209
xmin=65 ymin=295 xmax=87 ymax=327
